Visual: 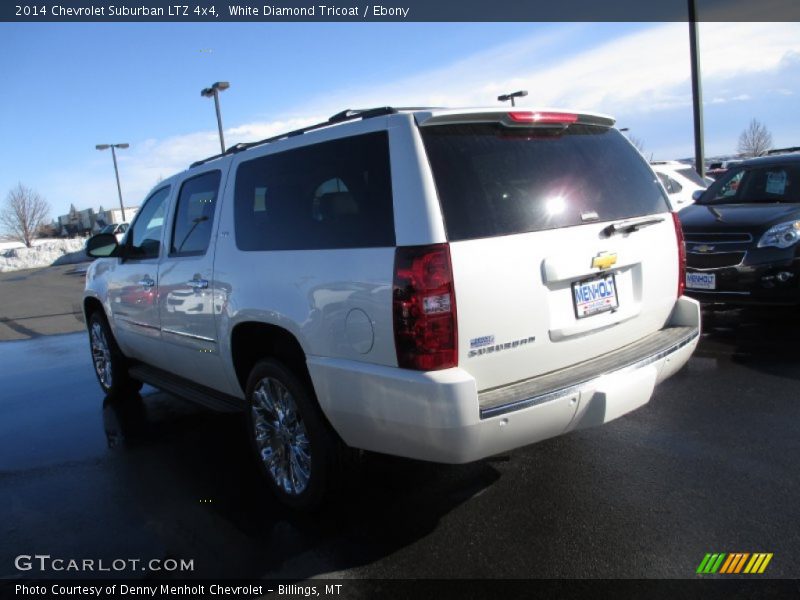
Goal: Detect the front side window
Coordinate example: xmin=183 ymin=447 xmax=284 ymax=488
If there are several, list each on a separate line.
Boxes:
xmin=704 ymin=164 xmax=800 ymax=204
xmin=170 ymin=171 xmax=221 ymax=256
xmin=127 ymin=186 xmax=170 ymax=260
xmin=234 ymin=132 xmax=395 ymax=251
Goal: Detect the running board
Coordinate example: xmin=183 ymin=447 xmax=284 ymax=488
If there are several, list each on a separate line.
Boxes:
xmin=129 ymin=364 xmax=245 ymax=413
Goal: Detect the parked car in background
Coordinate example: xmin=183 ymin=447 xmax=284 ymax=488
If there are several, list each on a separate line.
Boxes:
xmin=705 ymin=159 xmax=741 ymax=181
xmin=650 ymin=161 xmax=706 ymax=211
xmin=99 ymin=222 xmax=129 ymax=242
xmin=83 ymin=105 xmax=700 ymax=508
xmin=680 ymin=153 xmax=800 ymax=305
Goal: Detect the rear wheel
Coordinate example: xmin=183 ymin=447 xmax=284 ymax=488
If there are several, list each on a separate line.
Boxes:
xmin=245 ymin=358 xmax=341 ymax=509
xmin=88 ymin=311 xmax=141 ymax=396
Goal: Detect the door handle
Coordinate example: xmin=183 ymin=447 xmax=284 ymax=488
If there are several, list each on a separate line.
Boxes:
xmin=138 ymin=278 xmax=155 ymax=288
xmin=187 ymin=278 xmax=209 ymax=290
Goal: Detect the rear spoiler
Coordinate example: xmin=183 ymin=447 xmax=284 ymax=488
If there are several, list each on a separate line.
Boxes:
xmin=415 ymin=110 xmax=615 ymax=129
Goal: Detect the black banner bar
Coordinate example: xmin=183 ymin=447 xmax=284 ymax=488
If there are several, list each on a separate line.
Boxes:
xmin=3 ymin=0 xmax=800 ymax=22
xmin=2 ymin=579 xmax=800 ymax=600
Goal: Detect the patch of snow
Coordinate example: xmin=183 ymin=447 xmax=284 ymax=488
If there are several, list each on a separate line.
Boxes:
xmin=0 ymin=238 xmax=89 ymax=272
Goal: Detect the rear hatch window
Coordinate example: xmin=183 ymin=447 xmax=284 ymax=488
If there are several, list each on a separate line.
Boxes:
xmin=676 ymin=167 xmax=706 ymax=186
xmin=420 ymin=123 xmax=669 ymax=241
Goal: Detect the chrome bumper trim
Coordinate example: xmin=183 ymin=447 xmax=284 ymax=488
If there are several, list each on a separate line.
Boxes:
xmin=161 ymin=328 xmax=216 ymax=342
xmin=479 ymin=327 xmax=699 ymax=420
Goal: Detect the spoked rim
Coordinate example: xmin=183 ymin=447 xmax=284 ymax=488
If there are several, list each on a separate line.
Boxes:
xmin=90 ymin=321 xmax=113 ymax=389
xmin=251 ymin=376 xmax=311 ymax=496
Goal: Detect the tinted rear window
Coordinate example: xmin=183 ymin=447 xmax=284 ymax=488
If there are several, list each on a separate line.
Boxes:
xmin=234 ymin=132 xmax=395 ymax=251
xmin=677 ymin=167 xmax=706 ymax=186
xmin=420 ymin=124 xmax=669 ymax=241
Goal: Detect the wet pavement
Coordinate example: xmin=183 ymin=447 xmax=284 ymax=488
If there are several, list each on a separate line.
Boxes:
xmin=1 ymin=309 xmax=799 ymax=580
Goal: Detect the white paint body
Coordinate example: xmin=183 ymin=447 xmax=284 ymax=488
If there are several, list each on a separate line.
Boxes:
xmin=85 ymin=108 xmax=701 ymax=463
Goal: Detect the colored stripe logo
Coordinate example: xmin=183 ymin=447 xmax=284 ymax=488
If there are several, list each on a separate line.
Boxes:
xmin=697 ymin=553 xmax=773 ymax=574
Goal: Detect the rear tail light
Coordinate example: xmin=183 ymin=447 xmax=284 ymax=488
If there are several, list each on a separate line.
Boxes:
xmin=672 ymin=212 xmax=686 ymax=297
xmin=393 ymin=244 xmax=458 ymax=370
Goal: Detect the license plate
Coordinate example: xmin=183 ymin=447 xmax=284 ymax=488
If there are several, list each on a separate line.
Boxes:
xmin=572 ymin=274 xmax=619 ymax=319
xmin=686 ymin=272 xmax=716 ymax=290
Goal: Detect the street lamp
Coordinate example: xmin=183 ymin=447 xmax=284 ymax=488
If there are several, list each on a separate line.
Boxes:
xmin=201 ymin=81 xmax=230 ymax=153
xmin=688 ymin=0 xmax=706 ymax=177
xmin=96 ymin=143 xmax=129 ymax=222
xmin=497 ymin=90 xmax=528 ymax=107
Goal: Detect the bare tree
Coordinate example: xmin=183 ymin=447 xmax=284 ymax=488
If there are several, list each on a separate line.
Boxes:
xmin=737 ymin=118 xmax=773 ymax=157
xmin=0 ymin=183 xmax=51 ymax=248
xmin=629 ymin=135 xmax=646 ymax=154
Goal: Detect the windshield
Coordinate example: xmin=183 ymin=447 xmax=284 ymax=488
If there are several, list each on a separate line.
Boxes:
xmin=420 ymin=123 xmax=668 ymax=241
xmin=100 ymin=224 xmax=116 ymax=234
xmin=700 ymin=164 xmax=800 ymax=205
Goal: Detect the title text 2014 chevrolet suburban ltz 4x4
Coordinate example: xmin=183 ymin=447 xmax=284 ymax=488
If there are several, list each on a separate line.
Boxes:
xmin=84 ymin=107 xmax=700 ymax=508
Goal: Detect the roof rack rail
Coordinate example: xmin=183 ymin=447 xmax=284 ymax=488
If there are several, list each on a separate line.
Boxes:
xmin=189 ymin=106 xmax=404 ymax=169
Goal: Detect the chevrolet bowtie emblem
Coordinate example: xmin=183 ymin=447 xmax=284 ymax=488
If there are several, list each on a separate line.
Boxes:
xmin=591 ymin=252 xmax=618 ymax=270
xmin=694 ymin=244 xmax=715 ymax=253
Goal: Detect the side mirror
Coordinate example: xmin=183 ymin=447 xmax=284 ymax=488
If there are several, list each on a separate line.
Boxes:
xmin=86 ymin=233 xmax=120 ymax=258
xmin=692 ymin=189 xmax=705 ymax=202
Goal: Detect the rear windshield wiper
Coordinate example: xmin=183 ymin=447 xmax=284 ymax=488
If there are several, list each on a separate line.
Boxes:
xmin=602 ymin=216 xmax=665 ymax=237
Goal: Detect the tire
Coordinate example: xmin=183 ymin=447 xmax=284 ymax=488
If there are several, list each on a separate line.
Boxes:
xmin=87 ymin=311 xmax=142 ymax=396
xmin=245 ymin=358 xmax=342 ymax=509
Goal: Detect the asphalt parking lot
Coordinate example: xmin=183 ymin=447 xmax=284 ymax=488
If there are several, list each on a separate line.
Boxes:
xmin=1 ymin=305 xmax=798 ymax=584
xmin=0 ymin=265 xmax=87 ymax=341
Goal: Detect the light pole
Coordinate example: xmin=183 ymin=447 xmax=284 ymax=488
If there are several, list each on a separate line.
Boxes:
xmin=498 ymin=90 xmax=528 ymax=107
xmin=96 ymin=143 xmax=129 ymax=222
xmin=201 ymin=81 xmax=230 ymax=153
xmin=688 ymin=0 xmax=705 ymax=177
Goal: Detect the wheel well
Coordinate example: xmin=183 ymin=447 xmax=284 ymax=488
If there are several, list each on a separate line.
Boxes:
xmin=230 ymin=322 xmax=311 ymax=396
xmin=83 ymin=297 xmax=104 ymax=324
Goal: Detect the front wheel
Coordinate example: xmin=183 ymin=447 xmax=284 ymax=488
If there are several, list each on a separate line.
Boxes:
xmin=245 ymin=359 xmax=342 ymax=509
xmin=88 ymin=311 xmax=141 ymax=396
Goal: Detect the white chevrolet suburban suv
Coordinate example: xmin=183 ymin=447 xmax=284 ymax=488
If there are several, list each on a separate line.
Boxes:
xmin=84 ymin=106 xmax=700 ymax=508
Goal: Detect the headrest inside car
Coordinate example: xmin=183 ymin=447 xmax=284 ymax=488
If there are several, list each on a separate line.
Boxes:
xmin=318 ymin=192 xmax=358 ymax=219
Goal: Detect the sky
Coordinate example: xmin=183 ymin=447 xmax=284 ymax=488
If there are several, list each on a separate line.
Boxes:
xmin=0 ymin=21 xmax=799 ymax=220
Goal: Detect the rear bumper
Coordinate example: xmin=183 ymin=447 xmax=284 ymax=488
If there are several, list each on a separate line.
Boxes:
xmin=308 ymin=296 xmax=700 ymax=464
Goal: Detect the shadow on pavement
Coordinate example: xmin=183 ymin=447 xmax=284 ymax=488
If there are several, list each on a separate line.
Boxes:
xmin=101 ymin=390 xmax=500 ymax=580
xmin=699 ymin=305 xmax=800 ymax=379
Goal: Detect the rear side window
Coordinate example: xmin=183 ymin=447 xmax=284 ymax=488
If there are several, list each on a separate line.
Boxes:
xmin=420 ymin=124 xmax=668 ymax=241
xmin=234 ymin=132 xmax=395 ymax=251
xmin=657 ymin=172 xmax=682 ymax=194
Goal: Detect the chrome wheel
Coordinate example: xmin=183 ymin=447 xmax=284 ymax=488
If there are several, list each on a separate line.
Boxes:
xmin=251 ymin=376 xmax=311 ymax=496
xmin=90 ymin=321 xmax=113 ymax=389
